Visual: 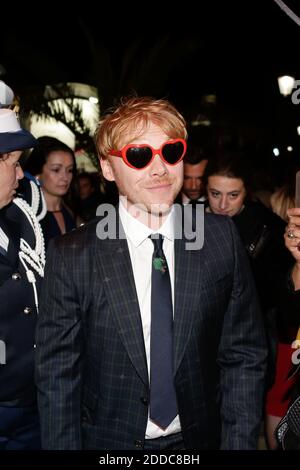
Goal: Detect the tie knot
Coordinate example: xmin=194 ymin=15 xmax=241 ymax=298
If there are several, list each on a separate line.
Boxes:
xmin=189 ymin=198 xmax=199 ymax=208
xmin=150 ymin=234 xmax=164 ymax=254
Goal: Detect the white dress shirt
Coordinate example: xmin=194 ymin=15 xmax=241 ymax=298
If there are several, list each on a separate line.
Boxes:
xmin=119 ymin=200 xmax=181 ymax=438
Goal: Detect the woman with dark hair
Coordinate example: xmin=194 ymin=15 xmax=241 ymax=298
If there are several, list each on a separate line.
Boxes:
xmin=25 ymin=136 xmax=79 ymax=248
xmin=203 ymin=151 xmax=295 ymax=449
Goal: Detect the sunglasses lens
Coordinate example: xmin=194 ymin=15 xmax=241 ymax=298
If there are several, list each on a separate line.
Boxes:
xmin=162 ymin=141 xmax=185 ymax=164
xmin=126 ymin=146 xmax=153 ymax=169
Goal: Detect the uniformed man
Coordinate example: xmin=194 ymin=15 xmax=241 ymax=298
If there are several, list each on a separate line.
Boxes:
xmin=0 ymin=107 xmax=45 ymax=449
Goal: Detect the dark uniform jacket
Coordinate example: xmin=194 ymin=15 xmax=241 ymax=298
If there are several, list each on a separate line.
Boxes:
xmin=0 ymin=178 xmax=45 ymax=406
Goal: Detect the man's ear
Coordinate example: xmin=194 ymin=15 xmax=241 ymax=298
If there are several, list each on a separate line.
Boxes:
xmin=100 ymin=158 xmax=115 ymax=182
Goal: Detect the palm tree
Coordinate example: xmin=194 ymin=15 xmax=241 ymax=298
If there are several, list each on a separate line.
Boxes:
xmin=7 ymin=18 xmax=201 ymax=168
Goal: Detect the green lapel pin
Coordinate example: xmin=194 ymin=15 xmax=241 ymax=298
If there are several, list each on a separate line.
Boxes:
xmin=153 ymin=257 xmax=167 ymax=274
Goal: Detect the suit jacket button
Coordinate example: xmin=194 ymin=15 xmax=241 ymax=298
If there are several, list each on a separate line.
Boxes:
xmin=134 ymin=440 xmax=143 ymax=448
xmin=12 ymin=272 xmax=21 ymax=280
xmin=24 ymin=307 xmax=32 ymax=314
xmin=140 ymin=397 xmax=148 ymax=405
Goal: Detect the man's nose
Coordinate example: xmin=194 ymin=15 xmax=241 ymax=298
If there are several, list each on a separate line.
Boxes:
xmin=17 ymin=165 xmax=24 ymax=180
xmin=191 ymin=178 xmax=199 ymax=189
xmin=150 ymin=154 xmax=167 ymax=176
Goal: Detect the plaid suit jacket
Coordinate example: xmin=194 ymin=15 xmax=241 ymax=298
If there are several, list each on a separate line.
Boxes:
xmin=36 ymin=210 xmax=267 ymax=450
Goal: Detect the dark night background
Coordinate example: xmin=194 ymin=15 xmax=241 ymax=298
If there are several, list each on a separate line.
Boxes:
xmin=1 ymin=0 xmax=300 ymax=175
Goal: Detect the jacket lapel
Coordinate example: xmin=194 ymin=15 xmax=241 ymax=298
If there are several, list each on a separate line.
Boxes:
xmin=95 ymin=233 xmax=149 ymax=387
xmin=173 ymin=211 xmax=204 ymax=375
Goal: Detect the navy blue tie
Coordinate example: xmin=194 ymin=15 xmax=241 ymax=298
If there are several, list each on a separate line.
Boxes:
xmin=149 ymin=234 xmax=178 ymax=429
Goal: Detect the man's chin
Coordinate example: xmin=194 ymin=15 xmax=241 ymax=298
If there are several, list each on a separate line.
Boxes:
xmin=122 ymin=197 xmax=174 ymax=219
xmin=148 ymin=202 xmax=172 ymax=215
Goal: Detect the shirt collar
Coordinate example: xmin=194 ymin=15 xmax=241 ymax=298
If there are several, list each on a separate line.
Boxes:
xmin=119 ymin=198 xmax=175 ymax=247
xmin=182 ymin=193 xmax=206 ymax=204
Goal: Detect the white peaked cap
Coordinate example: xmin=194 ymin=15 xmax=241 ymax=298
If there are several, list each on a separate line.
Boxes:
xmin=0 ymin=81 xmax=14 ymax=107
xmin=0 ymin=109 xmax=36 ymax=153
xmin=0 ymin=108 xmax=22 ymax=133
